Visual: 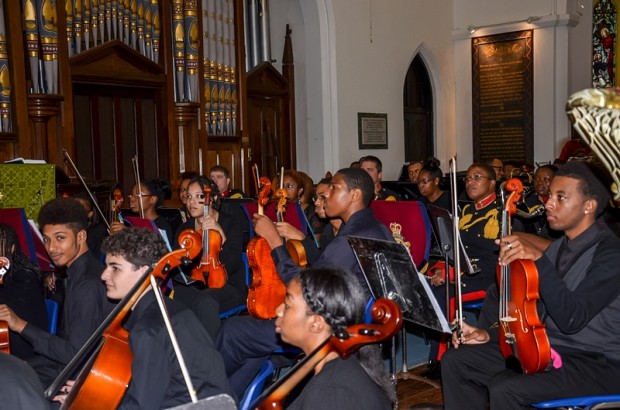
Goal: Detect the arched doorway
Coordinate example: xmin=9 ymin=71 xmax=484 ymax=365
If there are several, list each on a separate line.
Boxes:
xmin=403 ymin=55 xmax=434 ymax=163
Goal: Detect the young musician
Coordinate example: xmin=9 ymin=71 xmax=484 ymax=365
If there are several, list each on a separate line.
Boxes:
xmin=417 ymin=158 xmax=450 ymax=210
xmin=442 ymin=162 xmax=620 ymax=409
xmin=209 ymin=165 xmax=245 ymax=199
xmin=110 ymin=178 xmax=174 ymax=242
xmin=53 ymin=228 xmax=231 ymax=408
xmin=216 ymin=168 xmax=394 ymax=397
xmin=274 ymin=267 xmax=394 ymax=409
xmin=359 ymin=155 xmax=401 ymax=200
xmin=173 ymin=176 xmax=248 ymax=338
xmin=0 ymin=223 xmax=48 ymax=360
xmin=0 ymin=198 xmax=113 ymax=385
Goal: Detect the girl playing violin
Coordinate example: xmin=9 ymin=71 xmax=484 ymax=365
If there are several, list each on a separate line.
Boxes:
xmin=274 ymin=266 xmax=394 ymax=409
xmin=172 ymin=176 xmax=248 ymax=338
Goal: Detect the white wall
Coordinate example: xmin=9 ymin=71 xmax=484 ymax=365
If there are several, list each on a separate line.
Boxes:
xmin=265 ymin=0 xmax=596 ymax=179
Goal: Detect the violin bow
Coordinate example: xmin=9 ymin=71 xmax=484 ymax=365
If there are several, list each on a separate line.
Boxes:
xmin=132 ymin=156 xmax=145 ymax=218
xmin=62 ymin=149 xmax=112 ymax=232
xmin=449 ymin=156 xmax=464 ymax=342
xmin=149 ymin=275 xmax=198 ymax=403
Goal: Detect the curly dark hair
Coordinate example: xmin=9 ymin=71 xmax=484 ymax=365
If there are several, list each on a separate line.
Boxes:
xmin=468 ymin=162 xmax=496 ymax=181
xmin=297 ymin=267 xmax=395 ymax=405
xmin=335 ymin=168 xmax=375 ymax=207
xmin=38 ymin=197 xmax=89 ymax=234
xmin=101 ymin=228 xmax=168 ymax=269
xmin=420 ymin=157 xmax=443 ymax=180
xmin=142 ymin=178 xmax=171 ymax=207
xmin=556 ymin=161 xmax=610 ymax=216
xmin=0 ymin=223 xmax=40 ymax=279
xmin=188 ymin=175 xmax=221 ymax=211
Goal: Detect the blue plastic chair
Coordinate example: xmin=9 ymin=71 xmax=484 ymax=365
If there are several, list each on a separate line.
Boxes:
xmin=45 ymin=299 xmax=59 ymax=335
xmin=532 ymin=395 xmax=620 ymax=409
xmin=219 ymin=252 xmax=251 ymax=319
xmin=239 ymin=360 xmax=275 ymax=410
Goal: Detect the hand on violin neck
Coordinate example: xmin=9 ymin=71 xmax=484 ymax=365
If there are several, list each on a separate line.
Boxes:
xmin=253 ymin=213 xmax=283 ymax=249
xmin=0 ymin=304 xmax=27 ymax=334
xmin=496 ymin=234 xmax=543 ymax=266
xmin=275 ymin=222 xmax=305 ymax=241
xmin=451 ymin=320 xmax=489 ymax=348
xmin=109 ymin=221 xmax=126 ymax=235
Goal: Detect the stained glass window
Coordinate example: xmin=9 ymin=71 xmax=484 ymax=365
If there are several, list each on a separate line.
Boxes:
xmin=593 ymin=0 xmax=617 ymax=88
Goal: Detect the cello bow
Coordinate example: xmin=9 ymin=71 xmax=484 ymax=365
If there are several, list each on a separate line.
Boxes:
xmin=252 ymin=298 xmax=403 ymax=410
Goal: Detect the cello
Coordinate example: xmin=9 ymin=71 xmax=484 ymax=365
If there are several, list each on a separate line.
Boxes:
xmin=252 ymin=298 xmax=403 ymax=410
xmin=497 ymin=178 xmax=551 ymax=374
xmin=44 ymin=230 xmax=202 ymax=409
xmin=247 ymin=171 xmax=287 ymax=320
xmin=191 ymin=185 xmax=227 ymax=288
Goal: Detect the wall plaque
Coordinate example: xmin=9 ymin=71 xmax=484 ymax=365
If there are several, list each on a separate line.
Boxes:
xmin=472 ymin=30 xmax=533 ymax=165
xmin=358 ymin=113 xmax=388 ymax=149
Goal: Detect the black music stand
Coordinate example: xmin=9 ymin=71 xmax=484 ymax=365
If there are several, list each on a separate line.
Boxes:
xmin=349 ymin=236 xmax=450 ymax=389
xmin=348 ymin=236 xmax=450 ymax=333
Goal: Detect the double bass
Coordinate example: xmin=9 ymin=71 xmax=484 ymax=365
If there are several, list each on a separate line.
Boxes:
xmin=44 ymin=231 xmax=202 ymax=409
xmin=191 ymin=186 xmax=227 ymax=288
xmin=252 ymin=298 xmax=403 ymax=410
xmin=247 ymin=175 xmax=287 ymax=320
xmin=497 ymin=178 xmax=551 ymax=374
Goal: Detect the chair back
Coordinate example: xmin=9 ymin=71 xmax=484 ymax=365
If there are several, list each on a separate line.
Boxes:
xmin=243 ymin=201 xmax=307 ymax=238
xmin=45 ymin=299 xmax=59 ymax=335
xmin=239 ymin=360 xmax=275 ymax=410
xmin=370 ymin=200 xmax=432 ymax=273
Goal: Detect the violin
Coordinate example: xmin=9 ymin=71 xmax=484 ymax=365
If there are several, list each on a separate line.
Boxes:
xmin=191 ymin=186 xmax=227 ymax=288
xmin=45 ymin=231 xmax=202 ymax=409
xmin=496 ymin=178 xmax=551 ymax=374
xmin=0 ymin=258 xmax=10 ymax=353
xmin=274 ymin=183 xmax=308 ymax=269
xmin=247 ymin=172 xmax=287 ymax=320
xmin=252 ymin=298 xmax=403 ymax=410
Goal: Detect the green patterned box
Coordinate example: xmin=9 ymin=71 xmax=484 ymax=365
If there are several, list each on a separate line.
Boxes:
xmin=0 ymin=164 xmax=56 ymax=221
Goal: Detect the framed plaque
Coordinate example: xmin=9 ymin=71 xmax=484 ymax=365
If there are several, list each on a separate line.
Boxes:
xmin=472 ymin=30 xmax=534 ymax=165
xmin=358 ymin=113 xmax=388 ymax=149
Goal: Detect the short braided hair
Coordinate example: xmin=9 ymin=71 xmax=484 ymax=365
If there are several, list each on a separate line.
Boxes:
xmin=298 ymin=267 xmax=366 ymax=333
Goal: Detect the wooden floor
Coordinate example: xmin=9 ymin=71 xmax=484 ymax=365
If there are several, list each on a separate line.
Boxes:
xmin=396 ymin=364 xmax=443 ymax=409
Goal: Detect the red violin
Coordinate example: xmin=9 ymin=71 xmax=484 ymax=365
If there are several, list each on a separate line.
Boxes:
xmin=497 ymin=178 xmax=551 ymax=374
xmin=191 ymin=186 xmax=227 ymax=288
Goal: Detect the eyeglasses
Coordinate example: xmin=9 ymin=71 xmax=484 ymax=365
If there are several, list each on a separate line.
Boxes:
xmin=186 ymin=194 xmax=205 ymax=201
xmin=463 ymin=174 xmax=492 ymax=183
xmin=418 ymin=179 xmax=433 ymax=185
xmin=129 ymin=193 xmax=153 ymax=199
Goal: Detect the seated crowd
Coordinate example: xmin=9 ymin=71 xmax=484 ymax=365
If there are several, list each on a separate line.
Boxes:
xmin=0 ymin=156 xmax=618 ymax=409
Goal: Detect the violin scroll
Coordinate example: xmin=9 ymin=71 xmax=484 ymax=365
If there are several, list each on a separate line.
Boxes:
xmin=148 ymin=229 xmax=202 ymax=280
xmin=504 ymin=178 xmax=524 ymax=217
xmin=331 ymin=298 xmax=403 ymax=359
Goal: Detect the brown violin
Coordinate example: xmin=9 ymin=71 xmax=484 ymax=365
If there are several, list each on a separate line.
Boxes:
xmin=253 ymin=298 xmax=403 ymax=410
xmin=247 ymin=171 xmax=287 ymax=320
xmin=497 ymin=178 xmax=551 ymax=374
xmin=191 ymin=186 xmax=227 ymax=288
xmin=45 ymin=231 xmax=202 ymax=409
xmin=274 ymin=184 xmax=308 ymax=269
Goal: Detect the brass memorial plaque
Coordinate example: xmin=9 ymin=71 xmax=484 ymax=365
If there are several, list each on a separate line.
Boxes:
xmin=472 ymin=30 xmax=533 ymax=165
